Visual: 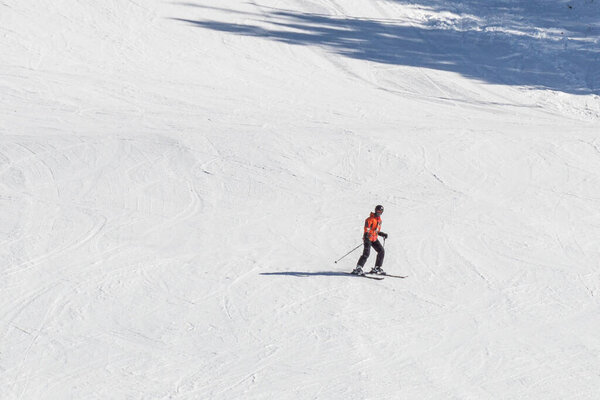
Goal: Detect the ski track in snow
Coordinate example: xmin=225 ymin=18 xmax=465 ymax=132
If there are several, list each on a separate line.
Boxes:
xmin=2 ymin=0 xmax=600 ymax=399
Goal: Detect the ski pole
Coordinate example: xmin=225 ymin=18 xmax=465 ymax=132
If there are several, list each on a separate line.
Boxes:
xmin=334 ymin=243 xmax=363 ymax=264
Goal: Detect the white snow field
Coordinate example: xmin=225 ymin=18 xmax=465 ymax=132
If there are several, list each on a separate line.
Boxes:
xmin=1 ymin=0 xmax=600 ymax=398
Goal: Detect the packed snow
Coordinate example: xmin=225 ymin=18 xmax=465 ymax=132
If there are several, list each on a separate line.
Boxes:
xmin=1 ymin=0 xmax=600 ymax=398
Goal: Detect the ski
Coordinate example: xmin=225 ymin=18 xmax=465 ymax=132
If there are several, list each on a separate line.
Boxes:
xmin=346 ymin=272 xmax=384 ymax=280
xmin=367 ymin=273 xmax=407 ymax=279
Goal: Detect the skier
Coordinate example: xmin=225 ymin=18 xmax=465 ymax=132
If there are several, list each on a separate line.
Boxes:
xmin=352 ymin=205 xmax=388 ymax=276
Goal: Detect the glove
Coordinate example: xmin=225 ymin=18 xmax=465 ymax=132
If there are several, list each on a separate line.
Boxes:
xmin=379 ymin=232 xmax=388 ymax=239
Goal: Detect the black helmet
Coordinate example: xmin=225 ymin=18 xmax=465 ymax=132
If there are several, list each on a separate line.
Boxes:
xmin=375 ymin=205 xmax=384 ymax=214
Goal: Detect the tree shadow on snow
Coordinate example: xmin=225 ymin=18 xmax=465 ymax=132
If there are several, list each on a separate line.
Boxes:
xmin=261 ymin=271 xmax=351 ymax=278
xmin=172 ymin=1 xmax=600 ymax=94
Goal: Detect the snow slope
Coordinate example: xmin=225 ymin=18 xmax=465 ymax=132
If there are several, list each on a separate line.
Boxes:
xmin=1 ymin=0 xmax=600 ymax=398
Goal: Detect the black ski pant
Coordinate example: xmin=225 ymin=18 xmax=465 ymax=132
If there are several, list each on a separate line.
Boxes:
xmin=357 ymin=238 xmax=384 ymax=268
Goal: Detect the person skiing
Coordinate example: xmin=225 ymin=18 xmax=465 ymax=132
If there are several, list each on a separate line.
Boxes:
xmin=352 ymin=205 xmax=388 ymax=276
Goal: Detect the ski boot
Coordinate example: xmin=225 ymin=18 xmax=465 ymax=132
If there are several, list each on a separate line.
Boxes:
xmin=351 ymin=266 xmax=365 ymax=276
xmin=369 ymin=266 xmax=386 ymax=275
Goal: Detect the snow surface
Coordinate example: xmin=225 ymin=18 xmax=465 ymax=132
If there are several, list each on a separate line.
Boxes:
xmin=1 ymin=0 xmax=600 ymax=398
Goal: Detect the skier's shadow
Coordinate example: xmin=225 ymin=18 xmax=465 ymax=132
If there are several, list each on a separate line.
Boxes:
xmin=261 ymin=271 xmax=349 ymax=278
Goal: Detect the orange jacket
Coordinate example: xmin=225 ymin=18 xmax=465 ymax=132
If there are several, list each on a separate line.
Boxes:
xmin=364 ymin=212 xmax=382 ymax=242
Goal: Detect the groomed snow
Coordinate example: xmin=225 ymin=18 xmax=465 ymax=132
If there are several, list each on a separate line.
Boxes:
xmin=1 ymin=0 xmax=600 ymax=398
